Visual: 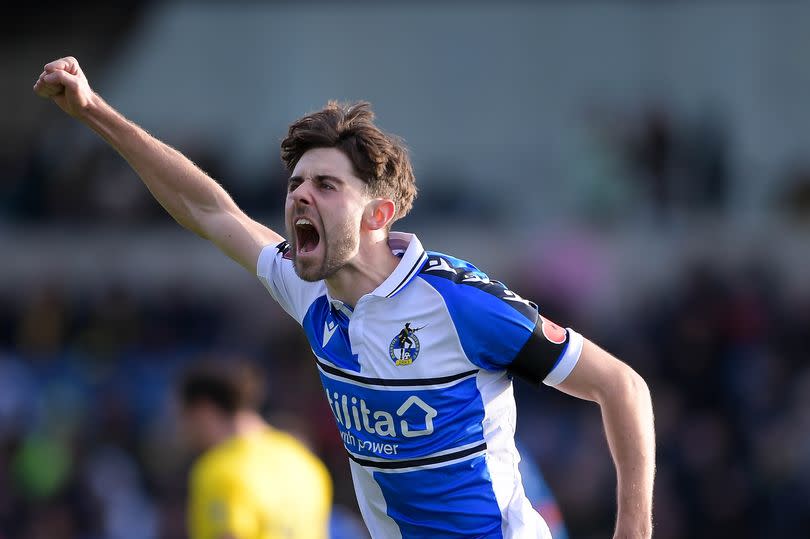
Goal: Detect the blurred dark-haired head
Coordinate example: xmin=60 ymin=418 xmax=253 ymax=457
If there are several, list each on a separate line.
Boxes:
xmin=177 ymin=357 xmax=267 ymax=451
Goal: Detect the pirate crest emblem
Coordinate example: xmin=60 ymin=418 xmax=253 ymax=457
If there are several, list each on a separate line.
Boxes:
xmin=388 ymin=322 xmax=425 ymax=366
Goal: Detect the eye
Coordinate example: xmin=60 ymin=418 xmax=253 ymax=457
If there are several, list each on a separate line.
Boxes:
xmin=287 ymin=180 xmax=301 ymax=192
xmin=320 ymin=182 xmax=336 ymax=191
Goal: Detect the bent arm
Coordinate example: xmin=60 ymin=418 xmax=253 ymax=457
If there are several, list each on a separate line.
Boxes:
xmin=555 ymin=340 xmax=655 ymax=539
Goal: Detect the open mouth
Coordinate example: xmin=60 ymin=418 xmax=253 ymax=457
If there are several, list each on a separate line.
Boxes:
xmin=295 ymin=218 xmax=321 ymax=254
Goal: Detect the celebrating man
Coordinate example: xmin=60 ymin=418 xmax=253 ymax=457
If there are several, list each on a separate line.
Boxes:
xmin=34 ymin=56 xmax=654 ymax=538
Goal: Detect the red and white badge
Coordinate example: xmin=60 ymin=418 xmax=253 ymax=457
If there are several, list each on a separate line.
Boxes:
xmin=540 ymin=315 xmax=567 ymax=345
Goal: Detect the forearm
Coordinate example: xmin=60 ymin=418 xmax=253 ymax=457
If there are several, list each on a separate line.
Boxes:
xmin=599 ymin=369 xmax=655 ymax=538
xmin=79 ymin=92 xmax=237 ymax=236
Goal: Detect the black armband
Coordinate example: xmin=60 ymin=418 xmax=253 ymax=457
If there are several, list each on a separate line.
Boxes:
xmin=508 ymin=316 xmax=573 ymax=387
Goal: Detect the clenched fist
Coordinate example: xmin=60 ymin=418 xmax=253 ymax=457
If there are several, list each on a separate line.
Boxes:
xmin=33 ymin=56 xmax=95 ymax=118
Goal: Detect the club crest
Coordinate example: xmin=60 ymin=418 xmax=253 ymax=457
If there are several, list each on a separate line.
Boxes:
xmin=389 ymin=322 xmax=425 ymax=366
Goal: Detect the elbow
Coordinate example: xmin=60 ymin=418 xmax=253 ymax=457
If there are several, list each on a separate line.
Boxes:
xmin=626 ymin=367 xmax=650 ymax=401
xmin=595 ymin=363 xmax=650 ymax=408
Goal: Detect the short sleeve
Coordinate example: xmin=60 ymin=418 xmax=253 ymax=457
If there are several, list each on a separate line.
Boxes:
xmin=256 ymin=241 xmax=326 ymax=324
xmin=419 ymin=254 xmax=540 ymax=371
xmin=419 ymin=253 xmax=582 ymax=384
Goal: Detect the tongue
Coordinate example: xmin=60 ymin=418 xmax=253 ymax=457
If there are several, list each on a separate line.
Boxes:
xmin=301 ymin=238 xmax=316 ymax=253
xmin=298 ymin=227 xmax=319 ymax=253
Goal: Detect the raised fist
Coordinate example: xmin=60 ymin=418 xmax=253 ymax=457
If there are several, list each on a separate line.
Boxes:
xmin=33 ymin=56 xmax=95 ymax=118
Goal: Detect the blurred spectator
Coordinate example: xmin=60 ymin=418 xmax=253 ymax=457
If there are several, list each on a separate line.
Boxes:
xmin=630 ymin=104 xmax=677 ymax=222
xmin=14 ymin=283 xmax=69 ymax=358
xmin=776 ymin=162 xmax=810 ymax=222
xmin=0 ymin=252 xmax=807 ymax=538
xmin=681 ymin=108 xmax=730 ymax=213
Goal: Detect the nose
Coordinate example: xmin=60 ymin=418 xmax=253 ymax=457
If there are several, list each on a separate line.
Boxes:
xmin=289 ymin=179 xmax=314 ymax=206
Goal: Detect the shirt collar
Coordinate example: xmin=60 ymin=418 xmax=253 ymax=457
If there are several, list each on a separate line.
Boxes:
xmin=328 ymin=231 xmax=427 ymax=310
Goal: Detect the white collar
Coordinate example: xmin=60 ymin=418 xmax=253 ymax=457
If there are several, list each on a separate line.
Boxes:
xmin=328 ymin=231 xmax=427 ymax=310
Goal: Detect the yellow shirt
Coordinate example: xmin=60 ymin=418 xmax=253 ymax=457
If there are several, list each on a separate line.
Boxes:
xmin=188 ymin=427 xmax=332 ymax=539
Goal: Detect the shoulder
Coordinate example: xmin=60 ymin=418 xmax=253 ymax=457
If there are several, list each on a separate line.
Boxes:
xmin=189 ymin=448 xmax=235 ymax=500
xmin=257 ymin=241 xmax=327 ymax=323
xmin=266 ymin=429 xmax=329 ymax=474
xmin=420 ymin=251 xmax=485 ymax=279
xmin=418 ymin=251 xmax=538 ymax=323
xmin=257 ymin=430 xmax=332 ymax=498
xmin=257 ymin=239 xmax=292 ymax=268
xmin=191 ymin=441 xmax=236 ymax=481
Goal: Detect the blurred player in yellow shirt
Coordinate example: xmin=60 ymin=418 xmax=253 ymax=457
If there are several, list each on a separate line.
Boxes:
xmin=178 ymin=358 xmax=332 ymax=539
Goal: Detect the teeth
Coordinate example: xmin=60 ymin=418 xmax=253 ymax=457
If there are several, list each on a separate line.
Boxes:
xmin=295 ymin=218 xmax=312 ymax=226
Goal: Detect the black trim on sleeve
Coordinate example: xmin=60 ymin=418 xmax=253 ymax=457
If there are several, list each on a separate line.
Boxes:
xmin=419 ymin=254 xmax=539 ymax=322
xmin=277 ymin=240 xmax=295 ymax=261
xmin=508 ymin=320 xmax=570 ymax=387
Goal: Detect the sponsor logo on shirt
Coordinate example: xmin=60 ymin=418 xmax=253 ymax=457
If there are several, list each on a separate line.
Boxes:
xmin=325 ymin=390 xmax=437 ymax=440
xmin=325 ymin=390 xmax=439 ymax=456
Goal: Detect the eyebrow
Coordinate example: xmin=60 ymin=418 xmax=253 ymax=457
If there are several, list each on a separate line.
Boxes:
xmin=287 ymin=174 xmax=345 ymax=185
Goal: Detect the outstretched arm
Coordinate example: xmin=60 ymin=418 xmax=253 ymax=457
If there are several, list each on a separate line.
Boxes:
xmin=555 ymin=339 xmax=655 ymax=539
xmin=33 ymin=56 xmax=282 ymax=271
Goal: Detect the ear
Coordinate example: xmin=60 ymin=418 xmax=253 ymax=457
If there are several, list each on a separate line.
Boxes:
xmin=363 ymin=198 xmax=397 ymax=231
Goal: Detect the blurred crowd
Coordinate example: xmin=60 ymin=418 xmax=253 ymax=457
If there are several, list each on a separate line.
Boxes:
xmin=0 ymin=100 xmax=728 ymax=227
xmin=4 ymin=4 xmax=810 ymax=536
xmin=5 ymin=98 xmax=810 ymax=231
xmin=0 ymin=279 xmax=369 ymax=539
xmin=1 ymin=247 xmax=808 ymax=538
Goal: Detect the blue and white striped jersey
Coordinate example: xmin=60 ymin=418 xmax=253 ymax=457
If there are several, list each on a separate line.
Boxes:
xmin=257 ymin=232 xmax=583 ymax=539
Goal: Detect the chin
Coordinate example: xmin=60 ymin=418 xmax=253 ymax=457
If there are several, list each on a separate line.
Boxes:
xmin=293 ymin=260 xmax=326 ymax=282
xmin=295 ymin=269 xmax=324 ymax=282
xmin=294 ymin=255 xmax=347 ymax=282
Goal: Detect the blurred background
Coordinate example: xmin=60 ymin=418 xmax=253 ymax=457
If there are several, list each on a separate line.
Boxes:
xmin=3 ymin=0 xmax=810 ymax=537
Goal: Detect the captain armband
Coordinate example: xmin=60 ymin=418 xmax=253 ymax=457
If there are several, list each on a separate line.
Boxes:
xmin=508 ymin=316 xmax=584 ymax=387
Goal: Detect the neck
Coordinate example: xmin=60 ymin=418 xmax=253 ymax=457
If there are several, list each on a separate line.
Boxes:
xmin=234 ymin=411 xmax=267 ymax=436
xmin=325 ymin=233 xmax=399 ymax=307
xmin=214 ymin=411 xmax=267 ymax=446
